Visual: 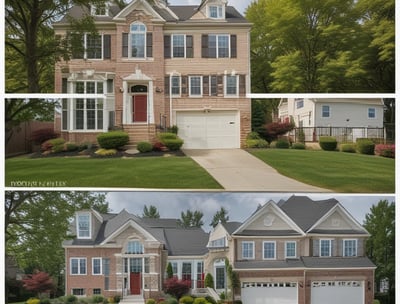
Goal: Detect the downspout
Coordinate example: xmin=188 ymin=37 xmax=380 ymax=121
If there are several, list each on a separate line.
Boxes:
xmin=169 ymin=73 xmax=173 ymax=127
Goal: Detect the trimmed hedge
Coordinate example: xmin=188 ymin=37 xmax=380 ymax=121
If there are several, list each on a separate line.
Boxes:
xmin=291 ymin=143 xmax=305 ymax=150
xmin=137 ymin=141 xmax=153 ymax=153
xmin=159 ymin=133 xmax=184 ymax=151
xmin=375 ymin=144 xmax=395 ymax=158
xmin=41 ymin=137 xmax=65 ymax=152
xmin=319 ymin=136 xmax=337 ymax=151
xmin=340 ymin=143 xmax=356 ymax=153
xmin=246 ymin=139 xmax=269 ymax=148
xmin=275 ymin=139 xmax=290 ymax=149
xmin=179 ymin=296 xmax=194 ymax=304
xmin=356 ymin=138 xmax=375 ymax=155
xmin=97 ymin=131 xmax=129 ymax=149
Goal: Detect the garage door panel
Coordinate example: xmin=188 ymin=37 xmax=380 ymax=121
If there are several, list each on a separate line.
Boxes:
xmin=241 ymin=283 xmax=297 ymax=304
xmin=176 ymin=111 xmax=239 ymax=149
xmin=311 ymin=281 xmax=364 ymax=304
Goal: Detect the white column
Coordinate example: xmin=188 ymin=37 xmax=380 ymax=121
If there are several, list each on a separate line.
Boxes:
xmin=148 ymin=81 xmax=154 ymax=124
xmin=69 ymin=98 xmax=74 ymax=131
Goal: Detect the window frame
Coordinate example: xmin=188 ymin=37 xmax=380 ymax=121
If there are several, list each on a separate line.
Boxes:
xmin=72 ymin=288 xmax=86 ymax=296
xmin=368 ymin=107 xmax=376 ymax=119
xmin=70 ymin=258 xmax=87 ymax=275
xmin=130 ymin=22 xmax=147 ymax=59
xmin=76 ymin=212 xmax=91 ymax=239
xmin=321 ymin=105 xmax=330 ymax=118
xmin=241 ymin=241 xmax=255 ymax=259
xmin=170 ymin=75 xmax=181 ymax=97
xmin=126 ymin=240 xmax=144 ymax=254
xmin=171 ymin=34 xmax=186 ymax=58
xmin=208 ymin=4 xmax=224 ymax=19
xmin=189 ymin=76 xmax=203 ymax=97
xmin=263 ymin=241 xmax=276 ymax=260
xmin=320 ymin=239 xmax=332 ymax=257
xmin=209 ymin=34 xmax=230 ymax=58
xmin=225 ymin=75 xmax=238 ymax=97
xmin=285 ymin=241 xmax=297 ymax=258
xmin=343 ymin=239 xmax=357 ymax=257
xmin=92 ymin=258 xmax=102 ymax=275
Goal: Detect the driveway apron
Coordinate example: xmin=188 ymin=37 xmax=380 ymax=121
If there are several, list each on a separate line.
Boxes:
xmin=184 ymin=149 xmax=330 ymax=192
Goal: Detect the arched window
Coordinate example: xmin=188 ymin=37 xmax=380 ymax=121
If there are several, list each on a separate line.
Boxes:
xmin=131 ymin=85 xmax=148 ymax=93
xmin=126 ymin=240 xmax=144 ymax=254
xmin=130 ymin=22 xmax=146 ymax=58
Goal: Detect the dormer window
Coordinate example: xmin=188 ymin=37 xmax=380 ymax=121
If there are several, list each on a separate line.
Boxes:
xmin=126 ymin=240 xmax=144 ymax=254
xmin=77 ymin=213 xmax=91 ymax=239
xmin=91 ymin=3 xmax=109 ymax=16
xmin=208 ymin=5 xmax=224 ymax=19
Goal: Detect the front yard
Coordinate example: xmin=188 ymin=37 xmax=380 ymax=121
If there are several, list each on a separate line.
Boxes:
xmin=250 ymin=149 xmax=395 ymax=193
xmin=5 ymin=156 xmax=222 ymax=189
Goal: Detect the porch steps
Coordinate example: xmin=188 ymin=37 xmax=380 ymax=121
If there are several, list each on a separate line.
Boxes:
xmin=120 ymin=295 xmax=145 ymax=304
xmin=191 ymin=288 xmax=220 ymax=302
xmin=123 ymin=124 xmax=157 ymax=145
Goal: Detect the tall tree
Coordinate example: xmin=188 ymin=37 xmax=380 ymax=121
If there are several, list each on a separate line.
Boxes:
xmin=364 ymin=200 xmax=395 ymax=304
xmin=142 ymin=205 xmax=160 ymax=218
xmin=177 ymin=210 xmax=204 ymax=228
xmin=5 ymin=191 xmax=108 ymax=302
xmin=210 ymin=207 xmax=229 ymax=228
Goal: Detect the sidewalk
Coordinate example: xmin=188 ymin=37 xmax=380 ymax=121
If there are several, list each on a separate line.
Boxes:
xmin=184 ymin=149 xmax=330 ymax=192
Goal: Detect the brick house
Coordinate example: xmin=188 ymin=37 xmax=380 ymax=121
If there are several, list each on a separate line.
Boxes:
xmin=64 ymin=196 xmax=375 ymax=304
xmin=53 ymin=0 xmax=252 ymax=149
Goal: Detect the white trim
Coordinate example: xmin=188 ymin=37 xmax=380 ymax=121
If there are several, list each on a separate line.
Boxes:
xmin=262 ymin=241 xmax=276 ymax=260
xmin=285 ymin=241 xmax=297 ymax=259
xmin=76 ymin=212 xmax=91 ymax=239
xmin=189 ymin=75 xmax=203 ymax=97
xmin=224 ymin=74 xmax=239 ymax=97
xmin=70 ymin=257 xmax=87 ymax=275
xmin=319 ymin=239 xmax=333 ymax=257
xmin=241 ymin=241 xmax=255 ymax=259
xmin=343 ymin=239 xmax=358 ymax=257
xmin=92 ymin=257 xmax=102 ymax=275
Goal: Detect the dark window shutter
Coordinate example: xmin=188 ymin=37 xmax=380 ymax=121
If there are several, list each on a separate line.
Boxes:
xmin=239 ymin=75 xmax=246 ymax=95
xmin=122 ymin=33 xmax=128 ymax=57
xmin=164 ymin=35 xmax=171 ymax=58
xmin=203 ymin=76 xmax=209 ymax=96
xmin=186 ymin=35 xmax=193 ymax=58
xmin=181 ymin=76 xmax=188 ymax=96
xmin=146 ymin=32 xmax=153 ymax=57
xmin=230 ymin=34 xmax=237 ymax=58
xmin=201 ymin=35 xmax=208 ymax=58
xmin=210 ymin=75 xmax=217 ymax=96
xmin=62 ymin=78 xmax=68 ymax=93
xmin=165 ymin=76 xmax=170 ymax=95
xmin=217 ymin=75 xmax=223 ymax=96
xmin=103 ymin=35 xmax=111 ymax=59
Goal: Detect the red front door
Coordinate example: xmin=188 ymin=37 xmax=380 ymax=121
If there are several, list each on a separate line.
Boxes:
xmin=132 ymin=95 xmax=147 ymax=122
xmin=130 ymin=272 xmax=141 ymax=295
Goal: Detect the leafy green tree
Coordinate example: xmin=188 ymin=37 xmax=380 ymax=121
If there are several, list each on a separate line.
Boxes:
xmin=210 ymin=207 xmax=229 ymax=228
xmin=142 ymin=205 xmax=160 ymax=218
xmin=5 ymin=191 xmax=108 ymax=302
xmin=177 ymin=210 xmax=204 ymax=228
xmin=166 ymin=262 xmax=174 ymax=279
xmin=364 ymin=200 xmax=395 ymax=304
xmin=204 ymin=273 xmax=214 ymax=288
xmin=251 ymin=99 xmax=280 ymax=133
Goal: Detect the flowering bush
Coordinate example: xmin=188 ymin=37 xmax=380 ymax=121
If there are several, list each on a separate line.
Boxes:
xmin=164 ymin=277 xmax=190 ymax=299
xmin=375 ymin=144 xmax=395 ymax=158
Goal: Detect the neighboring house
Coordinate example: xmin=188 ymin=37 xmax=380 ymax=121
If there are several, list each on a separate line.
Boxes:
xmin=53 ymin=0 xmax=252 ymax=149
xmin=64 ymin=196 xmax=375 ymax=304
xmin=278 ymin=98 xmax=384 ymax=142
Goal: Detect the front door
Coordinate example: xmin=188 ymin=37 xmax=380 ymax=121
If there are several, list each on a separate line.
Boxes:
xmin=130 ymin=272 xmax=141 ymax=295
xmin=132 ymin=95 xmax=147 ymax=122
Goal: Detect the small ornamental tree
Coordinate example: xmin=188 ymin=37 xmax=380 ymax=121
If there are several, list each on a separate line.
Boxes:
xmin=164 ymin=277 xmax=190 ymax=299
xmin=204 ymin=273 xmax=214 ymax=288
xmin=262 ymin=121 xmax=295 ymax=142
xmin=22 ymin=271 xmax=54 ymax=297
xmin=166 ymin=262 xmax=174 ymax=279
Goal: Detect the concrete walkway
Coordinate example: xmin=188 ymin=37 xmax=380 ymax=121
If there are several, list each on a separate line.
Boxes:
xmin=184 ymin=149 xmax=330 ymax=192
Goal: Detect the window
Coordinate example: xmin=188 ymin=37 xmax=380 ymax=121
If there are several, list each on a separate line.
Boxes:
xmin=131 ymin=23 xmax=146 ymax=58
xmin=225 ymin=75 xmax=238 ymax=96
xmin=171 ymin=262 xmax=178 ymax=276
xmin=263 ymin=241 xmax=276 ymax=259
xmin=77 ymin=213 xmax=90 ymax=238
xmin=320 ymin=239 xmax=332 ymax=257
xmin=172 ymin=35 xmax=185 ymax=58
xmin=209 ymin=237 xmax=226 ymax=248
xmin=210 ymin=75 xmax=218 ymax=96
xmin=93 ymin=288 xmax=102 ymax=295
xmin=71 ymin=258 xmax=87 ymax=275
xmin=242 ymin=242 xmax=254 ymax=259
xmin=164 ymin=35 xmax=193 ymax=58
xmin=72 ymin=288 xmax=85 ymax=296
xmin=343 ymin=239 xmax=357 ymax=257
xmin=285 ymin=241 xmax=297 ymax=258
xmin=295 ymin=99 xmax=304 ymax=109
xmin=71 ymin=33 xmax=110 ymax=60
xmin=92 ymin=258 xmax=102 ymax=275
xmin=368 ymin=107 xmax=376 ymax=119
xmin=91 ymin=3 xmax=108 ymax=16
xmin=171 ymin=75 xmax=181 ymax=96
xmin=126 ymin=240 xmax=144 ymax=254
xmin=322 ymin=105 xmax=330 ymax=118
xmin=129 ymin=258 xmax=143 ymax=273
xmin=215 ymin=266 xmax=225 ymax=289
xmin=182 ymin=262 xmax=192 ymax=281
xmin=189 ymin=76 xmax=202 ymax=97
xmin=208 ymin=5 xmax=224 ymax=19
xmin=203 ymin=34 xmax=236 ymax=58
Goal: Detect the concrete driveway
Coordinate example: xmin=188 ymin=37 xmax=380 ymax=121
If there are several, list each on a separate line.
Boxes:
xmin=184 ymin=149 xmax=330 ymax=192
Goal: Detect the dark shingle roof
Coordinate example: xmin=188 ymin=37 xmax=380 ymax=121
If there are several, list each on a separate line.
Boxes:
xmin=235 ymin=259 xmax=304 ymax=269
xmin=235 ymin=229 xmax=302 ymax=236
xmin=221 ymin=221 xmax=242 ymax=234
xmin=163 ymin=228 xmax=209 ymax=256
xmin=301 ymin=257 xmax=376 ymax=268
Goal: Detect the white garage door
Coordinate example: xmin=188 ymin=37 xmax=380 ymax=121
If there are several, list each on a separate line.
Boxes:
xmin=241 ymin=282 xmax=298 ymax=304
xmin=311 ymin=281 xmax=364 ymax=304
xmin=176 ymin=111 xmax=240 ymax=149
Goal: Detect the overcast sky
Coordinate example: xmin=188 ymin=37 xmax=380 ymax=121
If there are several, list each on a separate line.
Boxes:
xmin=169 ymin=0 xmax=252 ymax=14
xmin=106 ymin=192 xmax=394 ymax=231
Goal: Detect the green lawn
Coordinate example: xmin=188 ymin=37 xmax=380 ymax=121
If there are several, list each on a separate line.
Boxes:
xmin=5 ymin=156 xmax=222 ymax=189
xmin=250 ymin=149 xmax=395 ymax=193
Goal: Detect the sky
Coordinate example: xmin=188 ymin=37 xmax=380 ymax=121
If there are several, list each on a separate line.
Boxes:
xmin=169 ymin=0 xmax=252 ymax=14
xmin=106 ymin=192 xmax=394 ymax=231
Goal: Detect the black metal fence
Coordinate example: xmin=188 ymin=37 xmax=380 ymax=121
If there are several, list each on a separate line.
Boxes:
xmin=287 ymin=127 xmax=393 ymax=143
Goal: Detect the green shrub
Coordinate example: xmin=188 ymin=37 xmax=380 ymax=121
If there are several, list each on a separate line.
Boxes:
xmin=247 ymin=131 xmax=262 ymax=140
xmin=113 ymin=295 xmax=121 ymax=303
xmin=65 ymin=142 xmax=79 ymax=152
xmin=167 ymin=125 xmax=179 ymax=134
xmin=204 ymin=273 xmax=214 ymax=288
xmin=319 ymin=136 xmax=337 ymax=151
xmin=219 ymin=292 xmax=226 ymax=300
xmin=66 ymin=295 xmax=78 ymax=303
xmin=275 ymin=139 xmax=290 ymax=149
xmin=159 ymin=132 xmax=178 ymax=141
xmin=165 ymin=297 xmax=178 ymax=304
xmin=40 ymin=298 xmax=51 ymax=304
xmin=246 ymin=139 xmax=269 ymax=148
xmin=291 ymin=143 xmax=305 ymax=149
xmin=26 ymin=298 xmax=41 ymax=304
xmin=97 ymin=131 xmax=129 ymax=149
xmin=52 ymin=143 xmax=66 ymax=153
xmin=193 ymin=298 xmax=208 ymax=304
xmin=356 ymin=138 xmax=375 ymax=155
xmin=340 ymin=143 xmax=356 ymax=153
xmin=92 ymin=295 xmax=104 ymax=303
xmin=163 ymin=138 xmax=184 ymax=151
xmin=146 ymin=299 xmax=156 ymax=304
xmin=137 ymin=141 xmax=153 ymax=153
xmin=373 ymin=300 xmax=380 ymax=304
xmin=95 ymin=148 xmax=117 ymax=156
xmin=42 ymin=137 xmax=66 ymax=152
xmin=179 ymin=296 xmax=194 ymax=304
